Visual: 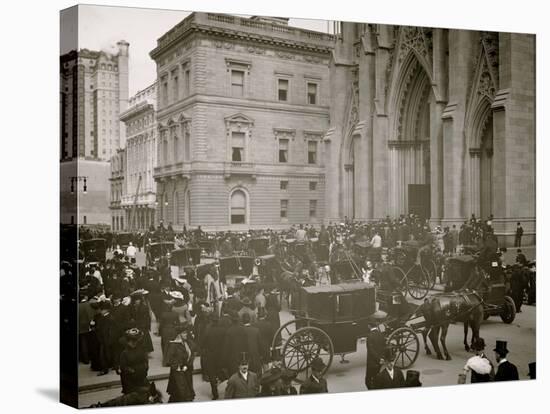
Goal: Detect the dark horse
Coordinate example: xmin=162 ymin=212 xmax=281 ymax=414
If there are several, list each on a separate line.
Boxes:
xmin=419 ymin=290 xmax=484 ymax=360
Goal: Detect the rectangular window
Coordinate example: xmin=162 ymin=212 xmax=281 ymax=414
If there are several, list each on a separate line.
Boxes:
xmin=278 ymin=78 xmax=288 ymax=101
xmin=279 ymin=139 xmax=289 ymax=163
xmin=83 ymin=215 xmax=87 ymax=225
xmin=280 ymin=180 xmax=288 ymax=190
xmin=309 ymin=200 xmax=317 ymax=218
xmin=280 ymin=200 xmax=288 ymax=219
xmin=184 ymin=131 xmax=191 ymax=161
xmin=172 ymin=69 xmax=179 ymax=101
xmin=162 ymin=78 xmax=168 ymax=106
xmin=232 ymin=131 xmax=245 ymax=162
xmin=307 ymin=82 xmax=318 ymax=105
xmin=231 ymin=70 xmax=244 ymax=97
xmin=308 ymin=140 xmax=318 ymax=164
xmin=184 ymin=69 xmax=190 ymax=96
xmin=309 ymin=181 xmax=317 ymax=191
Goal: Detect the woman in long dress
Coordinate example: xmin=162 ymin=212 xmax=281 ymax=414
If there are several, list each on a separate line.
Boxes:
xmin=166 ymin=327 xmax=196 ymax=402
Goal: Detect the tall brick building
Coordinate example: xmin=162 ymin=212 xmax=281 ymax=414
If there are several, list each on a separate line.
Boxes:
xmin=150 ymin=13 xmax=334 ymax=230
xmin=325 ymin=23 xmax=535 ymax=245
xmin=60 ymin=41 xmax=129 ymax=161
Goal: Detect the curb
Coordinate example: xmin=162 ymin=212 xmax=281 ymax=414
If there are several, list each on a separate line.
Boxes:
xmin=79 ymin=368 xmax=203 ymax=393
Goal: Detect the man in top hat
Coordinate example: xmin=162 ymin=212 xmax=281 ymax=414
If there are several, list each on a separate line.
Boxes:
xmin=493 ymin=340 xmax=519 ymax=381
xmin=372 ymin=347 xmax=405 ymax=389
xmin=299 ymin=357 xmax=328 ymax=394
xmin=365 ymin=315 xmax=386 ymax=390
xmin=225 ymin=353 xmax=260 ymax=399
xmin=405 ymin=370 xmax=422 ymax=387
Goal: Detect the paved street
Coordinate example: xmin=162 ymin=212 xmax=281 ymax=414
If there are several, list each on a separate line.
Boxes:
xmin=78 ymin=246 xmax=535 ymax=407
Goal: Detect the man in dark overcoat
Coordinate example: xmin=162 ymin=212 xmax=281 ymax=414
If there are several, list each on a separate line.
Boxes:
xmin=201 ymin=313 xmax=228 ymax=399
xmin=223 ymin=314 xmax=248 ymax=378
xmin=241 ymin=313 xmax=263 ymax=375
xmin=493 ymin=340 xmax=519 ymax=381
xmin=224 ymin=356 xmax=260 ymax=399
xmin=365 ymin=322 xmax=386 ymax=389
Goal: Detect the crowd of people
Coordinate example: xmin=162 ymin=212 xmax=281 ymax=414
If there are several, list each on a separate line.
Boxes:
xmin=65 ymin=213 xmax=535 ymax=406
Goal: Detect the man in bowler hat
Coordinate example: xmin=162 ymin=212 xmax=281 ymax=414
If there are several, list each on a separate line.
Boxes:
xmin=493 ymin=340 xmax=519 ymax=381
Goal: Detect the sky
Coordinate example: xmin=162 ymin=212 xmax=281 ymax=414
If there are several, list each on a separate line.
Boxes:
xmin=71 ymin=4 xmax=332 ymax=96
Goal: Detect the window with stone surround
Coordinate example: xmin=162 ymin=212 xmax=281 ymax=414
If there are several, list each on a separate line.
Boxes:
xmin=232 ymin=131 xmax=245 ymax=162
xmin=161 ymin=75 xmax=168 ymax=107
xmin=171 ymin=68 xmax=179 ymax=102
xmin=278 ymin=78 xmax=289 ymax=102
xmin=279 ymin=139 xmax=289 ymax=163
xmin=307 ymin=82 xmax=318 ymax=105
xmin=230 ymin=189 xmax=247 ymax=224
xmin=308 ymin=140 xmax=318 ymax=164
xmin=280 ymin=180 xmax=288 ymax=190
xmin=225 ymin=59 xmax=251 ymax=98
xmin=309 ymin=181 xmax=317 ymax=191
xmin=231 ymin=70 xmax=244 ymax=97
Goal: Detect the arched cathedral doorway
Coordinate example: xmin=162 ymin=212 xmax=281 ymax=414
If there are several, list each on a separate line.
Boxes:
xmin=389 ymin=55 xmax=434 ymax=219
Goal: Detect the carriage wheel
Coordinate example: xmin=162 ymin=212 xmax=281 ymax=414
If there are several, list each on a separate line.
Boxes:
xmin=386 ymin=327 xmax=419 ymax=369
xmin=281 ymin=326 xmax=334 ymax=376
xmin=406 ymin=265 xmax=431 ymax=299
xmin=271 ymin=319 xmax=302 ymax=358
xmin=390 ymin=266 xmax=408 ymax=296
xmin=500 ymin=296 xmax=516 ymax=324
xmin=421 ymin=259 xmax=437 ymax=290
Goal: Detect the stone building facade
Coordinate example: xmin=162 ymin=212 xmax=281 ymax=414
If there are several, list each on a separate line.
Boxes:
xmin=119 ymin=83 xmax=158 ymax=231
xmin=109 ymin=148 xmax=126 ymax=231
xmin=325 ymin=23 xmax=535 ymax=245
xmin=60 ymin=41 xmax=129 ymax=161
xmin=150 ymin=13 xmax=334 ymax=231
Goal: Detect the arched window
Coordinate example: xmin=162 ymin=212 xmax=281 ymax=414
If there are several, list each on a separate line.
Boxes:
xmin=230 ymin=190 xmax=247 ymax=224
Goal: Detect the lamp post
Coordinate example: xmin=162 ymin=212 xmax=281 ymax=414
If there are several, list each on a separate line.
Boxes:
xmin=70 ymin=176 xmax=88 ymax=194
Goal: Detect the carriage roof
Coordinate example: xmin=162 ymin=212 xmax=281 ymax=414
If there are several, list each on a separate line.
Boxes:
xmin=296 ymin=282 xmax=377 ymax=323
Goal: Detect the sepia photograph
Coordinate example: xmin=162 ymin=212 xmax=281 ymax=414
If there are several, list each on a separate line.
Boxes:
xmin=58 ymin=3 xmax=536 ymax=409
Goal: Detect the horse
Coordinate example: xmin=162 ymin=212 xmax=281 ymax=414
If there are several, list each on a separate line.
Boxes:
xmin=418 ymin=290 xmax=484 ymax=360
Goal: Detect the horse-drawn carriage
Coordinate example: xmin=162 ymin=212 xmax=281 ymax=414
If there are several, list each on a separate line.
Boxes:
xmin=271 ymin=280 xmax=422 ymax=380
xmin=115 ymin=232 xmax=134 ymax=250
xmin=80 ymin=238 xmax=107 ymax=264
xmin=145 ymin=241 xmax=175 ymax=267
xmin=445 ymin=254 xmax=516 ymax=324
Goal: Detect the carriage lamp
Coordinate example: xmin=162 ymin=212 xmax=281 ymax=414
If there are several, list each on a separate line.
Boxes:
xmin=70 ymin=176 xmax=88 ymax=194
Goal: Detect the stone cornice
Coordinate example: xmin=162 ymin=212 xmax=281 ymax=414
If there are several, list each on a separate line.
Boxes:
xmin=120 ymin=101 xmax=155 ymax=122
xmin=388 ymin=139 xmax=429 ymax=149
xmin=151 ymin=14 xmax=333 ymax=61
xmin=156 ymin=94 xmax=330 ymax=120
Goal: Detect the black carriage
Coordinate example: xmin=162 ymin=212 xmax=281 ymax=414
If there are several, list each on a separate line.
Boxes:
xmin=170 ymin=247 xmax=201 ymax=267
xmin=198 ymin=239 xmax=217 ymax=257
xmin=272 ymin=281 xmax=421 ymax=379
xmin=446 ymin=254 xmax=516 ymax=323
xmin=145 ymin=242 xmax=175 ymax=267
xmin=115 ymin=232 xmax=134 ymax=250
xmin=80 ymin=238 xmax=107 ymax=263
xmin=218 ymin=255 xmax=255 ymax=289
xmin=248 ymin=237 xmax=269 ymax=256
